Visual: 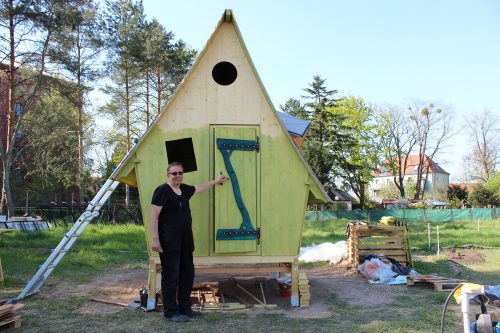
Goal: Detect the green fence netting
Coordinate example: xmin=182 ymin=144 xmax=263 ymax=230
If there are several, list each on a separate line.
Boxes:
xmin=305 ymin=208 xmax=497 ymax=223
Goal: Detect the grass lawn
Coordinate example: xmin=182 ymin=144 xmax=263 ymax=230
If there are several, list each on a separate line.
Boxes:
xmin=0 ymin=224 xmax=148 ymax=288
xmin=302 ymin=218 xmax=500 ymax=249
xmin=1 ymin=218 xmax=499 ymax=332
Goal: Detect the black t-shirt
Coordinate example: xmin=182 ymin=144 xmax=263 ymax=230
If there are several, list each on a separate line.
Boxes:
xmin=151 ymin=183 xmax=196 ymax=226
xmin=151 ymin=183 xmax=196 ymax=253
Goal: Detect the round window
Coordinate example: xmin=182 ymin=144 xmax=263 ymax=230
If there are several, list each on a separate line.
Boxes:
xmin=212 ymin=61 xmax=237 ymax=85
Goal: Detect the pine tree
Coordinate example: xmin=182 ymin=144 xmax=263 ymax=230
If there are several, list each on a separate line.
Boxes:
xmin=0 ymin=0 xmax=76 ymax=215
xmin=49 ymin=0 xmax=105 ymax=204
xmin=299 ymin=76 xmax=336 ymax=187
xmin=102 ymin=0 xmax=145 ymax=205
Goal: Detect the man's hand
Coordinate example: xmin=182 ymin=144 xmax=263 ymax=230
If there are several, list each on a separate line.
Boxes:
xmin=215 ymin=174 xmax=228 ymax=185
xmin=195 ymin=174 xmax=229 ymax=193
xmin=151 ymin=238 xmax=163 ymax=253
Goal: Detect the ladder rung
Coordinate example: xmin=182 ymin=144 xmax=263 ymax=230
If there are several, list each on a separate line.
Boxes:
xmin=51 ymin=249 xmax=68 ymax=254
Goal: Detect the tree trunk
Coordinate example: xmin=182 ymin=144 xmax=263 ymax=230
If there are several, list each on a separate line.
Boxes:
xmin=3 ymin=0 xmax=16 ymax=217
xmin=395 ymin=153 xmax=406 ymax=198
xmin=359 ymin=182 xmax=365 ymax=209
xmin=77 ymin=27 xmax=85 ymax=204
xmin=1 ymin=157 xmax=14 ymax=217
xmin=125 ymin=68 xmax=131 ymax=207
xmin=157 ymin=73 xmax=161 ymax=116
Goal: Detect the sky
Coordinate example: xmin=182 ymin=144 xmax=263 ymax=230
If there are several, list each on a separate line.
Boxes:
xmin=136 ymin=0 xmax=500 ymax=182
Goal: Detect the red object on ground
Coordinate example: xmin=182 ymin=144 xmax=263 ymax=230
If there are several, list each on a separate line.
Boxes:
xmin=280 ymin=289 xmax=291 ymax=297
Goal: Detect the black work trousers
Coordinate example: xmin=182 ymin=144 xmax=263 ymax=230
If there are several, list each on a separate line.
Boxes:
xmin=159 ymin=231 xmax=195 ymax=316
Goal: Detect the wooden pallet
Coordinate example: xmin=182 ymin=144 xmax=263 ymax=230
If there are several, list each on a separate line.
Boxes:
xmin=0 ymin=315 xmax=21 ymax=330
xmin=406 ymin=275 xmax=464 ymax=291
xmin=348 ymin=222 xmax=412 ymax=267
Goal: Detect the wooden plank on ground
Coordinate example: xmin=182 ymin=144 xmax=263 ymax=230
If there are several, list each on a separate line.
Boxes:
xmin=0 ymin=304 xmax=13 ymax=316
xmin=0 ymin=315 xmax=21 ymax=330
xmin=90 ymin=298 xmax=129 ymax=307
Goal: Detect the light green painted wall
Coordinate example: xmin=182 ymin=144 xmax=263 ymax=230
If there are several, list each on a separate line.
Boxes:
xmin=131 ymin=124 xmax=320 ymax=258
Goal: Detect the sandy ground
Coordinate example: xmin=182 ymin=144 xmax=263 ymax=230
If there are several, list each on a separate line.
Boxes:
xmin=37 ymin=262 xmax=409 ymax=319
xmin=33 ymin=250 xmax=486 ymax=320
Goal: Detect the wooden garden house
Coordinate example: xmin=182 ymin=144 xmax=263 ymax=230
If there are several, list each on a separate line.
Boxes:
xmin=112 ymin=9 xmax=330 ymax=308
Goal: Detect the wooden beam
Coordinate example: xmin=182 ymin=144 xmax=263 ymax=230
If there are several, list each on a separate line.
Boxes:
xmin=90 ymin=298 xmax=128 ymax=307
xmin=235 ymin=283 xmax=264 ymax=305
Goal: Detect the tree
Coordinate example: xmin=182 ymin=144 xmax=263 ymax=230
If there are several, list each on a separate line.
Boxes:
xmin=464 ymin=109 xmax=499 ymax=182
xmin=280 ymin=98 xmax=308 ymax=119
xmin=20 ymin=89 xmax=81 ymax=202
xmin=376 ymin=104 xmax=417 ymax=198
xmin=49 ymin=0 xmax=105 ymax=204
xmin=377 ymin=182 xmax=400 ymax=200
xmin=329 ymin=96 xmax=381 ymax=209
xmin=457 ymin=154 xmax=477 ymax=183
xmin=376 ymin=101 xmax=454 ymax=200
xmin=447 ymin=184 xmax=468 ymax=208
xmin=300 ymin=76 xmax=342 ymax=187
xmin=468 ymin=185 xmax=499 ymax=207
xmin=102 ymin=0 xmax=145 ymax=205
xmin=484 ymin=171 xmax=500 ymax=202
xmin=447 ymin=184 xmax=468 ymax=201
xmin=0 ymin=0 xmax=74 ymax=216
xmin=409 ymin=102 xmax=454 ymax=199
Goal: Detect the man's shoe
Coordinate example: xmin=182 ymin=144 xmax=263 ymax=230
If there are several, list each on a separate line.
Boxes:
xmin=180 ymin=309 xmax=202 ymax=317
xmin=164 ymin=313 xmax=190 ymax=323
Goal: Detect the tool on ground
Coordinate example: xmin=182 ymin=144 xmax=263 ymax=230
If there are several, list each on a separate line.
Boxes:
xmin=215 ymin=138 xmax=260 ymax=242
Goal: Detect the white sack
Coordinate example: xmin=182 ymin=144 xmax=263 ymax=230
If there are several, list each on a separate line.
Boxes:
xmin=299 ymin=241 xmax=347 ymax=265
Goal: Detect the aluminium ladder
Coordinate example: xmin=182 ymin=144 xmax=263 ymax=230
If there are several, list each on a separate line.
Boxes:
xmin=15 ymin=179 xmax=120 ymax=301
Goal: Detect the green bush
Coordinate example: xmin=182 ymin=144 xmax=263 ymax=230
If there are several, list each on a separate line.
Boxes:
xmin=468 ymin=185 xmax=500 ymax=207
xmin=448 ymin=184 xmax=468 ymax=201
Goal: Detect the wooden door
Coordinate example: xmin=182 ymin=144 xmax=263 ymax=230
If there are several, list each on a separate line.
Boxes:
xmin=213 ymin=126 xmax=259 ymax=254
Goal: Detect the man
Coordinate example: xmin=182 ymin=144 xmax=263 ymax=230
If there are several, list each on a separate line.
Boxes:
xmin=151 ymin=162 xmax=227 ymax=322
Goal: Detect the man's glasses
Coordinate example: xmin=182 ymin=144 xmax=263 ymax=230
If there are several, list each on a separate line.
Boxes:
xmin=169 ymin=171 xmax=184 ymax=176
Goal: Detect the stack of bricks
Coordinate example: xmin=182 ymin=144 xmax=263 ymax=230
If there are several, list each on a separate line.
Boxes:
xmin=298 ymin=271 xmax=310 ymax=308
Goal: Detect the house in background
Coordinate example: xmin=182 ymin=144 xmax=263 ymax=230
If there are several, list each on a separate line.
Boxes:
xmin=329 ymin=188 xmax=355 ymax=210
xmin=368 ymin=154 xmax=450 ymax=203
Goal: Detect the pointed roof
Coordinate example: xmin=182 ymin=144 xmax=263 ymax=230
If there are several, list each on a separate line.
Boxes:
xmin=374 ymin=154 xmax=449 ymax=177
xmin=111 ymin=10 xmax=330 ymax=203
